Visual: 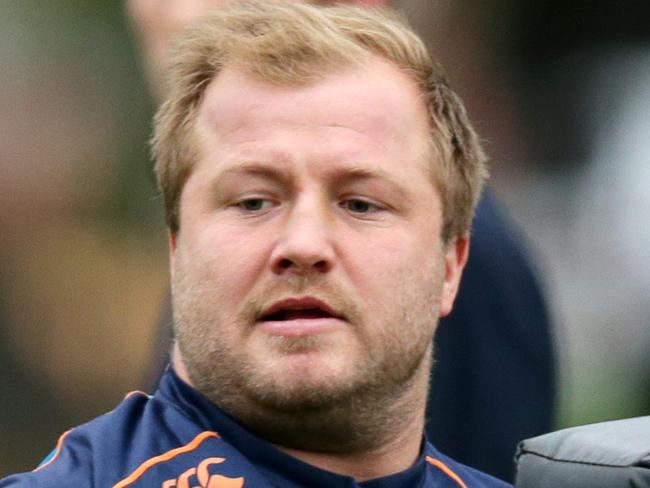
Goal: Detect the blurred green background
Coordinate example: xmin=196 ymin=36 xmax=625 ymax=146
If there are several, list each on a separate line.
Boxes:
xmin=0 ymin=0 xmax=167 ymax=471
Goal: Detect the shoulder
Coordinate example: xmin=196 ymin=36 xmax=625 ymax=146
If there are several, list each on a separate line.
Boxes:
xmin=0 ymin=391 xmax=236 ymax=487
xmin=424 ymin=443 xmax=513 ymax=488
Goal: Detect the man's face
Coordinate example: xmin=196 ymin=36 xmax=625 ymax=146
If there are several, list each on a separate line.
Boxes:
xmin=170 ymin=58 xmax=467 ymax=431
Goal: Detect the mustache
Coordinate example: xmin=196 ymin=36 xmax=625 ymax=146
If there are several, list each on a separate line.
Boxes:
xmin=242 ymin=276 xmax=362 ymax=326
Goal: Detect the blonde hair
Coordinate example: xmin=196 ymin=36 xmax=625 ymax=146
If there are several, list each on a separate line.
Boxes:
xmin=152 ymin=0 xmax=488 ymax=241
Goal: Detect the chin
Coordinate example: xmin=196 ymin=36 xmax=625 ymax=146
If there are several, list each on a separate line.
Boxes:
xmin=262 ymin=376 xmax=358 ymax=410
xmin=230 ymin=367 xmax=404 ymax=455
xmin=242 ymin=359 xmax=364 ymax=411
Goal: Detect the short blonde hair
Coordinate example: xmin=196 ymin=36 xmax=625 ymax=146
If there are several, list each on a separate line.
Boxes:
xmin=152 ymin=0 xmax=488 ymax=241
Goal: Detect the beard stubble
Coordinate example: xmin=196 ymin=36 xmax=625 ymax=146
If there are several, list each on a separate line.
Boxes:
xmin=172 ymin=251 xmax=441 ymax=453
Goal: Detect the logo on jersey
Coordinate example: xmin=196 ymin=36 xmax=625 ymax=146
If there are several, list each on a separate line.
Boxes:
xmin=161 ymin=457 xmax=245 ymax=488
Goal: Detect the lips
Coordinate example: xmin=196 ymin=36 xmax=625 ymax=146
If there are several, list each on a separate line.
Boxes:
xmin=258 ymin=296 xmax=343 ymax=322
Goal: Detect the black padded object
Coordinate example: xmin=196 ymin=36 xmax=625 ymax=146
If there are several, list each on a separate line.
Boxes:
xmin=515 ymin=416 xmax=650 ymax=487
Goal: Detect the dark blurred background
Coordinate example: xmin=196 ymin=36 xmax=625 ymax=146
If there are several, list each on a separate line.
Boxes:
xmin=1 ymin=0 xmax=649 ymax=475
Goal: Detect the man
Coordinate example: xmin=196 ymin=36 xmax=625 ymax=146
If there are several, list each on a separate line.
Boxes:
xmin=130 ymin=0 xmax=555 ymax=481
xmin=1 ymin=1 xmax=511 ymax=486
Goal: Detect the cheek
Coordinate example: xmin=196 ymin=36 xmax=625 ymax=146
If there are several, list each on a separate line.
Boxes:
xmin=346 ymin=230 xmax=444 ymax=334
xmin=184 ymin=222 xmax=274 ymax=300
xmin=346 ymin=229 xmax=442 ymax=291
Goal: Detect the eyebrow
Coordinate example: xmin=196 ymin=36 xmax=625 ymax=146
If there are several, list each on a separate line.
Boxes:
xmin=210 ymin=162 xmax=412 ymax=201
xmin=210 ymin=162 xmax=292 ymax=190
xmin=328 ymin=167 xmax=411 ymax=201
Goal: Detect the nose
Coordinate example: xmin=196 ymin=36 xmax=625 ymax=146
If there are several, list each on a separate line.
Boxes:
xmin=270 ymin=200 xmax=335 ymax=275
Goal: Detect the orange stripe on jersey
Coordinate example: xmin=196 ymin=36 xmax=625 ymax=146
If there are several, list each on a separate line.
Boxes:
xmin=112 ymin=431 xmax=220 ymax=488
xmin=426 ymin=456 xmax=469 ymax=488
xmin=124 ymin=390 xmax=150 ymax=401
xmin=33 ymin=430 xmax=72 ymax=472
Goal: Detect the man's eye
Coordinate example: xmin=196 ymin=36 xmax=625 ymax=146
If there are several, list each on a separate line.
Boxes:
xmin=341 ymin=199 xmax=380 ymax=214
xmin=237 ymin=198 xmax=272 ymax=211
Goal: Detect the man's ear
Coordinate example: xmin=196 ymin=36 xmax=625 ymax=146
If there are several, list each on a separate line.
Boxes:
xmin=168 ymin=230 xmax=178 ymax=279
xmin=439 ymin=235 xmax=470 ymax=317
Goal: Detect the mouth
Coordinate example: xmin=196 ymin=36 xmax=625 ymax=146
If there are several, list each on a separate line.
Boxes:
xmin=256 ymin=296 xmax=345 ymax=337
xmin=259 ymin=296 xmax=343 ymax=322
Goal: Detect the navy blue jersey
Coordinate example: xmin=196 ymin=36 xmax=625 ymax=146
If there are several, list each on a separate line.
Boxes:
xmin=1 ymin=368 xmax=510 ymax=487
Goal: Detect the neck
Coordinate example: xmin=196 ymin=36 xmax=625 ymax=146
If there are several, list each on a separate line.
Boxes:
xmin=276 ymin=410 xmax=425 ymax=482
xmin=172 ymin=344 xmax=431 ymax=481
xmin=273 ymin=356 xmax=430 ymax=481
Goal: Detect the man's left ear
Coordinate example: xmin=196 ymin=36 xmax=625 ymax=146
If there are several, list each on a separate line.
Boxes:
xmin=439 ymin=235 xmax=470 ymax=317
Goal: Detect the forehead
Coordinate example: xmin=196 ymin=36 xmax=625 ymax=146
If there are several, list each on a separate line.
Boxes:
xmin=196 ymin=57 xmax=431 ymax=159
